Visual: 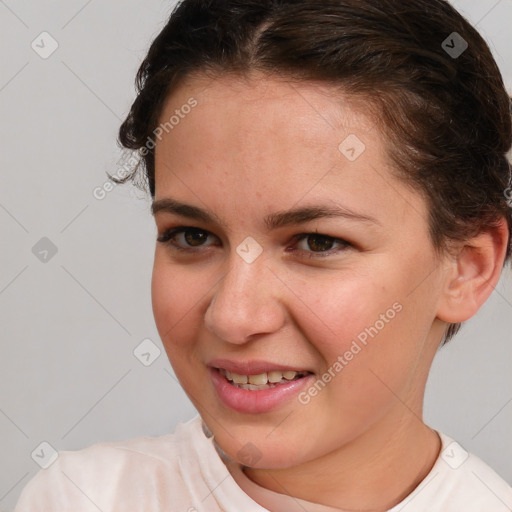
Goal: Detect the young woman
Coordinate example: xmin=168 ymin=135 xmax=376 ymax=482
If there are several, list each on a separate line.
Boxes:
xmin=15 ymin=0 xmax=512 ymax=510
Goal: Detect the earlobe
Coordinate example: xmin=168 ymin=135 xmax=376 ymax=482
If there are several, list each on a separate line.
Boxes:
xmin=436 ymin=217 xmax=509 ymax=324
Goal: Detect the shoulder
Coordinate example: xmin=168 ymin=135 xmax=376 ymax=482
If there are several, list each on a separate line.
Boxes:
xmin=396 ymin=433 xmax=512 ymax=512
xmin=14 ymin=415 xmax=204 ymax=512
xmin=444 ymin=442 xmax=512 ymax=509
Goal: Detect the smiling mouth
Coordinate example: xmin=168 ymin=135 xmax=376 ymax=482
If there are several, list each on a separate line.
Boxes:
xmin=217 ymin=368 xmax=313 ymax=390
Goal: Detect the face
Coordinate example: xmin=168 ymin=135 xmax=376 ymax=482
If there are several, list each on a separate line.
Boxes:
xmin=151 ymin=72 xmax=448 ymax=469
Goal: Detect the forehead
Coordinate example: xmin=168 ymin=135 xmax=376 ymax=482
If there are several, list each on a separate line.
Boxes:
xmin=156 ymin=74 xmax=375 ymax=180
xmin=153 ymin=73 xmax=427 ymax=231
xmin=159 ymin=72 xmax=376 ymax=146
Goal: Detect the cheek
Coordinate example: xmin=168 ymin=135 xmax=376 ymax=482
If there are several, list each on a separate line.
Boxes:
xmin=290 ymin=271 xmax=401 ymax=364
xmin=292 ymin=270 xmax=423 ymax=402
xmin=151 ymin=253 xmax=207 ymax=349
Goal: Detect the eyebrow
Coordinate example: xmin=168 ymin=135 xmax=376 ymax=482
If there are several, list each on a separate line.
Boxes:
xmin=151 ymin=198 xmax=380 ymax=231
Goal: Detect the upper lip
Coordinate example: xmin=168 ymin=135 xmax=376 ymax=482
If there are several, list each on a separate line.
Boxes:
xmin=208 ymin=358 xmax=313 ymax=375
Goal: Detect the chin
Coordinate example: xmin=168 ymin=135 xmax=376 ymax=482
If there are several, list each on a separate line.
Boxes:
xmin=208 ymin=421 xmax=313 ymax=469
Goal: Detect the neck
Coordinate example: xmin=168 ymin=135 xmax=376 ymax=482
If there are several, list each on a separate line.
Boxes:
xmin=243 ymin=411 xmax=442 ymax=512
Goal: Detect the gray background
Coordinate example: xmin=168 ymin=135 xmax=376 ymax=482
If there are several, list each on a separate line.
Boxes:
xmin=0 ymin=1 xmax=511 ymax=510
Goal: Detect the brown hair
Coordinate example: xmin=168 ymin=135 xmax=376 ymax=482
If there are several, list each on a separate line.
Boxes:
xmin=116 ymin=0 xmax=512 ymax=344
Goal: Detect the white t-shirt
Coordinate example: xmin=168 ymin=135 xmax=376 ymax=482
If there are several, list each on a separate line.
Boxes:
xmin=14 ymin=414 xmax=512 ymax=512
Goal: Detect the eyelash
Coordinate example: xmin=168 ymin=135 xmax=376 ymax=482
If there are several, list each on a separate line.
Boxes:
xmin=156 ymin=226 xmax=352 ymax=259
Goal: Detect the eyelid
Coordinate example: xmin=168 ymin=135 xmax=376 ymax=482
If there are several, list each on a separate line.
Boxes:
xmin=157 ymin=225 xmax=352 ymax=258
xmin=156 ymin=226 xmax=220 ymax=251
xmin=288 ymin=232 xmax=352 ymax=258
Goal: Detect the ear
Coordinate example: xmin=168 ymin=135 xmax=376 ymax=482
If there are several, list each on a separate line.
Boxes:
xmin=436 ymin=217 xmax=509 ymax=323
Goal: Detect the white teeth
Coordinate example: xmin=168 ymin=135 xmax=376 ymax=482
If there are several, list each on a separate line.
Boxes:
xmin=267 ymin=371 xmax=283 ymax=383
xmin=231 ymin=373 xmax=248 ymax=384
xmin=219 ymin=368 xmax=309 ymax=388
xmin=248 ymin=373 xmax=267 ymax=385
xmin=244 ymin=384 xmax=264 ymax=390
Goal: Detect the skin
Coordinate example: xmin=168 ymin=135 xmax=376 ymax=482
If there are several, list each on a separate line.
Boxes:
xmin=151 ymin=72 xmax=509 ymax=511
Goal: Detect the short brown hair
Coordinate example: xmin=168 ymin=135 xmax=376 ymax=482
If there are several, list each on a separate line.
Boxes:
xmin=117 ymin=0 xmax=512 ymax=344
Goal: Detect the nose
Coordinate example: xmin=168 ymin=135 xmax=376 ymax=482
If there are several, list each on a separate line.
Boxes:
xmin=204 ymin=251 xmax=286 ymax=344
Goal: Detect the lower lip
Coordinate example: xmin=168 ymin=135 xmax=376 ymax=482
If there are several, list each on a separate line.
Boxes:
xmin=209 ymin=367 xmax=315 ymax=414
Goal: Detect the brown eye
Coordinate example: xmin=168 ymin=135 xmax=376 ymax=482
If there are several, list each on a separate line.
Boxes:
xmin=304 ymin=234 xmax=335 ymax=252
xmin=292 ymin=232 xmax=351 ymax=259
xmin=157 ymin=227 xmax=217 ymax=251
xmin=183 ymin=229 xmax=209 ymax=247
